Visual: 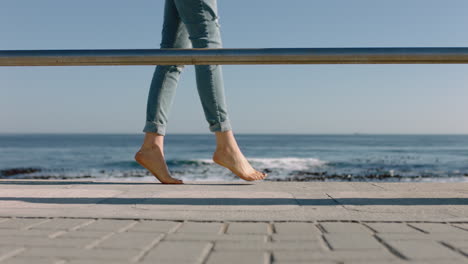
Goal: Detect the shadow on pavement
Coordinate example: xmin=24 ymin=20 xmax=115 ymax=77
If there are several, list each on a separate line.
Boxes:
xmin=0 ymin=197 xmax=467 ymax=206
xmin=0 ymin=180 xmax=251 ymax=186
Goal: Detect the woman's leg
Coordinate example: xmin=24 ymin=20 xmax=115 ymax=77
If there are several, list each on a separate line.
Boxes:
xmin=173 ymin=0 xmax=231 ymax=133
xmin=143 ymin=0 xmax=191 ymax=136
xmin=136 ymin=0 xmax=190 ymax=184
xmin=174 ymin=0 xmax=267 ymax=181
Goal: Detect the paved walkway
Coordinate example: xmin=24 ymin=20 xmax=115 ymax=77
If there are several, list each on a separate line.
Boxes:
xmin=0 ymin=180 xmax=467 ymax=263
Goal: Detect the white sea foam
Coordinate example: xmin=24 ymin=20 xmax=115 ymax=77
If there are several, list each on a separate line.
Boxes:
xmin=248 ymin=157 xmax=327 ymax=170
xmin=199 ymin=157 xmax=327 ymax=171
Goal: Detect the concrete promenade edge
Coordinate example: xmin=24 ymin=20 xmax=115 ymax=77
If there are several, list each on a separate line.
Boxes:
xmin=1 ymin=180 xmax=467 ymax=221
xmin=0 ymin=180 xmax=467 ymax=263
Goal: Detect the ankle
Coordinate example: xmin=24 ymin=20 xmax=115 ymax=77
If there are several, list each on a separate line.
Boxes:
xmin=139 ymin=144 xmax=163 ymax=152
xmin=215 ymin=131 xmax=239 ymax=150
xmin=215 ymin=144 xmax=239 ymax=153
xmin=140 ymin=133 xmax=164 ymax=150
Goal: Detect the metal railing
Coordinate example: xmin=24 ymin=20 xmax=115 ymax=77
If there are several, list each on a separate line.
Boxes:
xmin=1 ymin=47 xmax=468 ymax=66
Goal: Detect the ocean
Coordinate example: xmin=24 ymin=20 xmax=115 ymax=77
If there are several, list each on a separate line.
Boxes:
xmin=0 ymin=134 xmax=467 ymax=182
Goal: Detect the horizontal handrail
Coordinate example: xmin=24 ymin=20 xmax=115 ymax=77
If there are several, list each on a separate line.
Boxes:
xmin=1 ymin=47 xmax=468 ymax=66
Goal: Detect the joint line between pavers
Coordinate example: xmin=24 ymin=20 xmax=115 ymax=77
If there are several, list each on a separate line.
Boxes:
xmin=268 ymin=221 xmax=275 ymax=235
xmin=22 ymin=218 xmax=51 ymax=230
xmin=130 ymin=233 xmax=165 ymax=263
xmin=325 ymin=193 xmax=342 ymax=207
xmin=452 ymin=224 xmax=468 ymax=232
xmin=117 ymin=220 xmax=139 ymax=233
xmin=220 ymin=222 xmax=228 ymax=234
xmin=70 ymin=219 xmax=96 ymax=231
xmin=320 ymin=234 xmax=333 ymax=251
xmin=318 ymin=220 xmax=361 ymax=223
xmin=216 ymin=222 xmax=225 ymax=235
xmin=0 ymin=247 xmax=26 ymax=262
xmin=315 ymin=222 xmax=328 ymax=234
xmin=84 ymin=232 xmax=116 ymax=250
xmin=373 ymin=233 xmax=409 ymax=260
xmin=367 ymin=220 xmax=409 ymax=260
xmin=439 ymin=241 xmax=468 ymax=258
xmin=360 ymin=221 xmax=378 ymax=233
xmin=168 ymin=222 xmax=184 ymax=234
xmin=198 ymin=242 xmax=214 ymax=264
xmin=3 ymin=216 xmax=468 ymax=225
xmin=369 ymin=182 xmax=387 ymax=190
xmin=49 ymin=219 xmax=98 ymax=239
xmin=264 ymin=252 xmax=273 ymax=264
xmin=406 ymin=223 xmax=429 ymax=234
xmin=48 ymin=230 xmax=67 ymax=239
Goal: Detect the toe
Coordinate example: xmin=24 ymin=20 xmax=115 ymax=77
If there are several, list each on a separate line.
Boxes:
xmin=175 ymin=178 xmax=183 ymax=184
xmin=255 ymin=171 xmax=263 ymax=180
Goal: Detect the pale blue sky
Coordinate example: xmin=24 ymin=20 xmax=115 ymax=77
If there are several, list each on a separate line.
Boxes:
xmin=1 ymin=0 xmax=467 ymax=134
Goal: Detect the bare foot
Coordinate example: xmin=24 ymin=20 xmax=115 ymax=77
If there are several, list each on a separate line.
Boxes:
xmin=134 ymin=146 xmax=183 ymax=184
xmin=212 ymin=147 xmax=267 ymax=181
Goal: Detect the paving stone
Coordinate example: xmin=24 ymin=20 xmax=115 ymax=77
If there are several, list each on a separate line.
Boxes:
xmin=0 ymin=217 xmax=467 ymax=263
xmin=0 ymin=218 xmax=49 ymax=230
xmin=18 ymin=248 xmax=141 ymax=260
xmin=30 ymin=218 xmax=91 ymax=230
xmin=377 ymin=233 xmax=468 ymax=241
xmin=0 ymin=236 xmax=97 ymax=248
xmin=320 ymin=222 xmax=371 ymax=234
xmin=127 ymin=220 xmax=180 ymax=233
xmin=409 ymin=223 xmax=466 ymax=234
xmin=76 ymin=219 xmax=136 ymax=231
xmin=400 ymin=262 xmax=468 ymax=264
xmin=1 ymin=257 xmax=65 ymax=264
xmin=65 ymin=261 xmax=130 ymax=264
xmin=0 ymin=229 xmax=56 ymax=237
xmin=164 ymin=233 xmax=267 ymax=242
xmin=274 ymin=250 xmax=398 ymax=262
xmin=274 ymin=222 xmax=320 ymax=235
xmin=342 ymin=261 xmax=410 ymax=264
xmin=385 ymin=240 xmax=465 ymax=260
xmin=205 ymin=251 xmax=268 ymax=264
xmin=94 ymin=232 xmax=163 ymax=249
xmin=214 ymin=241 xmax=323 ymax=251
xmin=227 ymin=222 xmax=270 ymax=234
xmin=273 ymin=261 xmax=338 ymax=264
xmin=142 ymin=241 xmax=212 ymax=263
xmin=65 ymin=260 xmax=131 ymax=264
xmin=365 ymin=223 xmax=421 ymax=233
xmin=271 ymin=234 xmax=321 ymax=242
xmin=176 ymin=222 xmax=223 ymax=234
xmin=56 ymin=231 xmax=111 ymax=239
xmin=324 ymin=234 xmax=383 ymax=250
xmin=426 ymin=233 xmax=468 ymax=241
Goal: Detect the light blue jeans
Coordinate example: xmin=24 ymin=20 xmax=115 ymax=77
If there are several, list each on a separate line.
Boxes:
xmin=143 ymin=0 xmax=232 ymax=136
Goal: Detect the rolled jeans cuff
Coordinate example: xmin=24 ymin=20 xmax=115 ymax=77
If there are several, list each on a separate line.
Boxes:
xmin=143 ymin=121 xmax=167 ymax=136
xmin=209 ymin=119 xmax=232 ymax=133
